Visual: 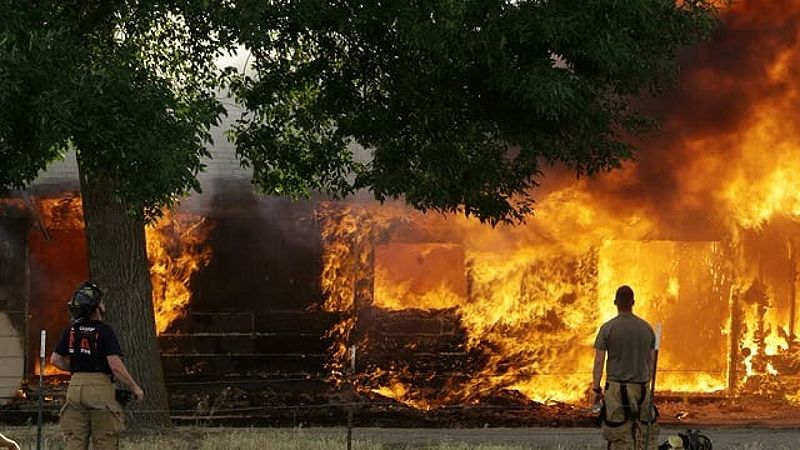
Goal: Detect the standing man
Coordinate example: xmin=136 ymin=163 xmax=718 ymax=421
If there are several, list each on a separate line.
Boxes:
xmin=50 ymin=281 xmax=144 ymax=450
xmin=592 ymin=285 xmax=658 ymax=450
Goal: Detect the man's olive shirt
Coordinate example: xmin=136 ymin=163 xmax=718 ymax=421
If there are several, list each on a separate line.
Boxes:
xmin=594 ymin=312 xmax=655 ymax=384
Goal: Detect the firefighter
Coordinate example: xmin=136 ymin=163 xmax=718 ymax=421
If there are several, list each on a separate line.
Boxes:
xmin=592 ymin=285 xmax=659 ymax=450
xmin=49 ymin=281 xmax=144 ymax=450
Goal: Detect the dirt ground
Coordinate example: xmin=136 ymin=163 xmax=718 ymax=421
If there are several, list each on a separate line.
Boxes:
xmin=305 ymin=426 xmax=800 ymax=449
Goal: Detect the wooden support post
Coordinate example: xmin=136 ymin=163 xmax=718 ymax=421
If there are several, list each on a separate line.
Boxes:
xmin=789 ymin=239 xmax=796 ymax=341
xmin=727 ymin=240 xmax=742 ymax=397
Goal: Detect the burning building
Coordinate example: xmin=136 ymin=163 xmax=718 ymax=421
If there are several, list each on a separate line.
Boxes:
xmin=1 ymin=0 xmax=800 ymax=424
xmin=323 ymin=0 xmax=800 ymax=410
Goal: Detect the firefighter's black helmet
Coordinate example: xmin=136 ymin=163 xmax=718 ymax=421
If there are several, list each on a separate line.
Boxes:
xmin=68 ymin=281 xmax=103 ymax=321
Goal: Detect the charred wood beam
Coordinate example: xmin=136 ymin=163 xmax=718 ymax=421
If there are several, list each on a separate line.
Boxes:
xmin=178 ymin=310 xmax=342 ymax=334
xmin=161 ymin=354 xmax=328 ymax=376
xmin=159 ymin=333 xmax=332 ymax=355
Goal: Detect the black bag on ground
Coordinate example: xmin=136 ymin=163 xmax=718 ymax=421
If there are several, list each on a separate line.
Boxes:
xmin=658 ymin=429 xmax=712 ymax=450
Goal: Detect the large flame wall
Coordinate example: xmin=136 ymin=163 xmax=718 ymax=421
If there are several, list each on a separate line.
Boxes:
xmin=318 ymin=0 xmax=800 ymax=407
xmin=319 ymin=206 xmax=737 ymax=405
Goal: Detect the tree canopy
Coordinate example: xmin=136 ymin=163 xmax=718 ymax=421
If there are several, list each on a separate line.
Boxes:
xmin=2 ymin=0 xmax=719 ymax=223
xmin=1 ymin=1 xmax=230 ymax=216
xmin=229 ymin=0 xmax=719 ymax=222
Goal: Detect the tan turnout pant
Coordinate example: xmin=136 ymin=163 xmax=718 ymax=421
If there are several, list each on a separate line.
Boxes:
xmin=601 ymin=381 xmax=659 ymax=450
xmin=59 ymin=372 xmax=125 ymax=450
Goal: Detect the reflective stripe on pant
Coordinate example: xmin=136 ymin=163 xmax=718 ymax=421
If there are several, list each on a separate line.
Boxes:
xmin=601 ymin=381 xmax=659 ymax=450
xmin=59 ymin=372 xmax=125 ymax=450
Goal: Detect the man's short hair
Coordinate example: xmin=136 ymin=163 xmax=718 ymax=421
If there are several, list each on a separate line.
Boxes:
xmin=614 ymin=285 xmax=635 ymax=308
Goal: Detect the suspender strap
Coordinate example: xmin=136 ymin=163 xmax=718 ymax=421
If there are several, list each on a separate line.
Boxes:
xmin=638 ymin=383 xmax=646 ymax=410
xmin=68 ymin=323 xmax=104 ymax=373
xmin=637 ymin=382 xmax=660 ymax=425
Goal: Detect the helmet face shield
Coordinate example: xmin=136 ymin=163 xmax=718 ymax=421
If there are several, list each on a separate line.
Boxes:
xmin=68 ymin=281 xmax=103 ymax=320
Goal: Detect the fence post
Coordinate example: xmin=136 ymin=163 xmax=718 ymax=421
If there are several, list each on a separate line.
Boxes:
xmin=37 ymin=329 xmax=46 ymax=450
xmin=347 ymin=345 xmax=356 ymax=450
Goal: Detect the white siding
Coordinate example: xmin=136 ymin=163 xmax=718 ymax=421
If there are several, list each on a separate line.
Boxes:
xmin=0 ymin=313 xmax=23 ymax=405
xmin=31 ymin=111 xmax=253 ymax=190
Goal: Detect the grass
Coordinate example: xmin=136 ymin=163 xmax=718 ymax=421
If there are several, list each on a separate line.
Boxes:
xmin=0 ymin=426 xmax=794 ymax=450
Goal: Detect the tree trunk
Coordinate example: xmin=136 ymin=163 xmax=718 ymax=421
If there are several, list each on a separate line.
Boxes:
xmin=78 ymin=164 xmax=171 ymax=429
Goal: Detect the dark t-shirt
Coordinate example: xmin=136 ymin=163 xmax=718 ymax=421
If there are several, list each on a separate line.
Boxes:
xmin=54 ymin=320 xmax=123 ymax=374
xmin=594 ymin=312 xmax=655 ymax=383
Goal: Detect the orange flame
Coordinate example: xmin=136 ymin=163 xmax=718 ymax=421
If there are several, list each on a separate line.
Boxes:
xmin=145 ymin=210 xmax=213 ymax=334
xmin=33 ymin=195 xmax=85 ymax=230
xmin=33 ymin=361 xmax=67 ymax=376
